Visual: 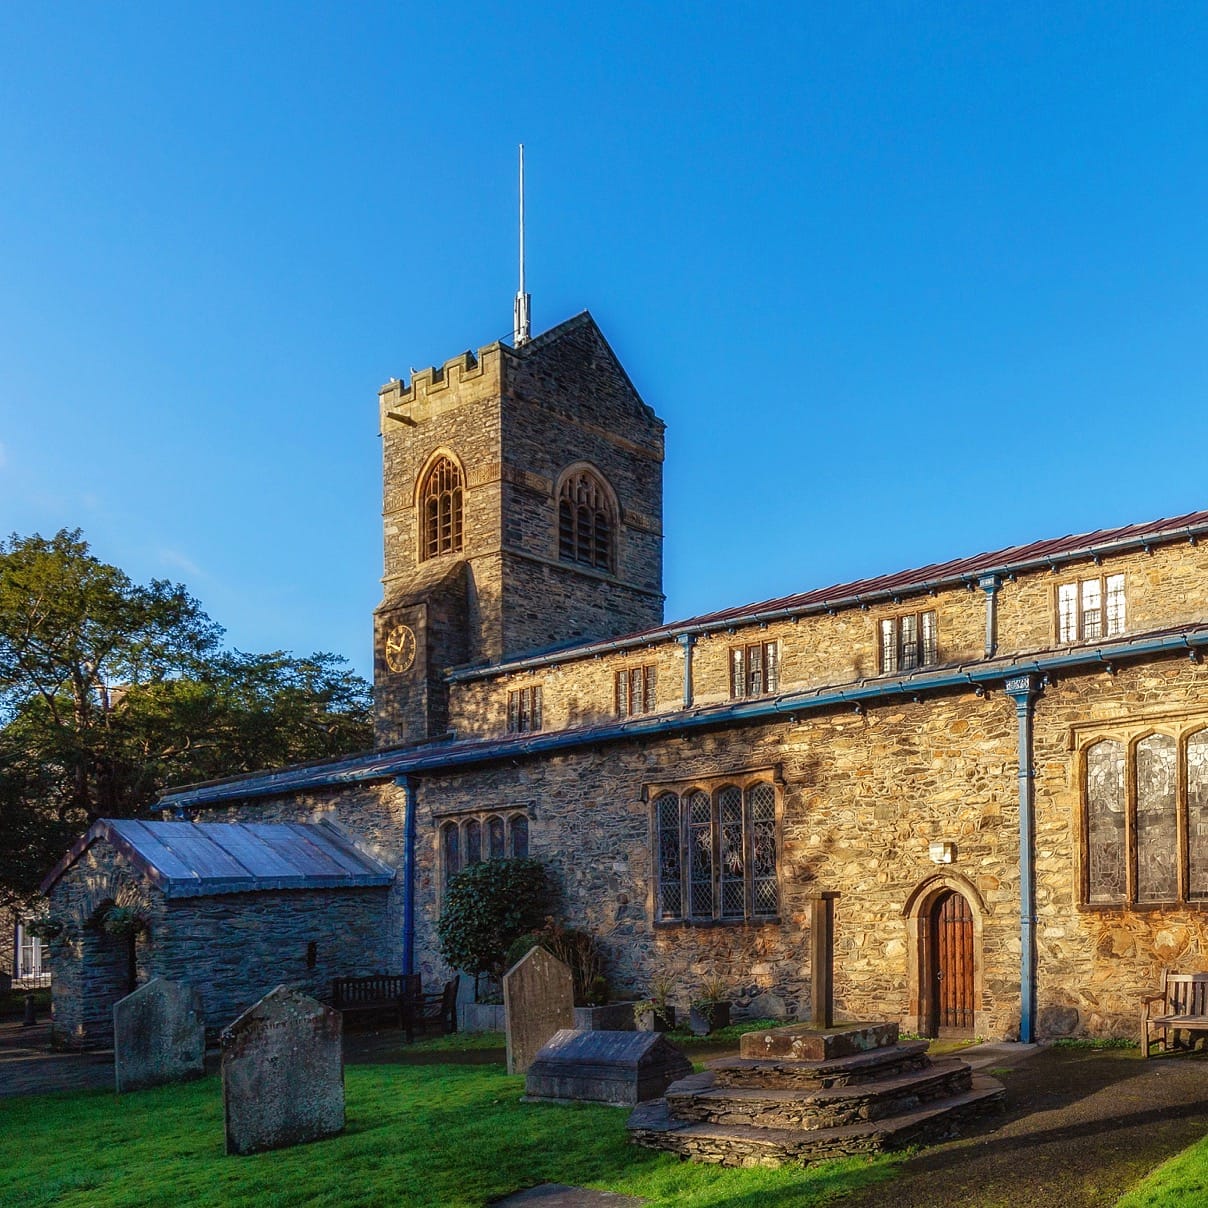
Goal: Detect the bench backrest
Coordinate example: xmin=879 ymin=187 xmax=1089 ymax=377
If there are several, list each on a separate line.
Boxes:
xmin=332 ymin=974 xmax=420 ymax=1007
xmin=1164 ymin=972 xmax=1208 ymax=1016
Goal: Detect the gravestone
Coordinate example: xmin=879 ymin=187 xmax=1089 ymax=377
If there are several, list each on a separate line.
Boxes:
xmin=221 ymin=985 xmax=344 ymax=1156
xmin=504 ymin=946 xmax=574 ymax=1075
xmin=525 ymin=1028 xmax=693 ymax=1106
xmin=114 ymin=977 xmax=205 ymax=1093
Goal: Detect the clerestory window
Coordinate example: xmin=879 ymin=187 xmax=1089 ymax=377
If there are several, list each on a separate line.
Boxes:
xmin=1058 ymin=574 xmax=1125 ymax=644
xmin=507 ymin=686 xmax=543 ymax=733
xmin=879 ymin=610 xmax=938 ymax=674
xmin=558 ymin=469 xmax=615 ymax=572
xmin=419 ymin=455 xmax=464 ymax=560
xmin=730 ymin=642 xmax=778 ymax=699
xmin=616 ymin=665 xmax=656 ymax=717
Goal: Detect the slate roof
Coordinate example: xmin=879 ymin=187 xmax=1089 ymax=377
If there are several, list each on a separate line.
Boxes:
xmin=41 ymin=818 xmax=395 ymax=898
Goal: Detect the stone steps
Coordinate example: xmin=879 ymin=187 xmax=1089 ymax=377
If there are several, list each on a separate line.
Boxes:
xmin=667 ymin=1057 xmax=974 ymax=1130
xmin=626 ymin=1021 xmax=1005 ymax=1168
xmin=709 ymin=1040 xmax=932 ymax=1089
xmin=628 ymin=1074 xmax=1007 ymax=1168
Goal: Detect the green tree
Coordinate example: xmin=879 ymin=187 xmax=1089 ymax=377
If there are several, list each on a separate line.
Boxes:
xmin=0 ymin=529 xmax=373 ymax=905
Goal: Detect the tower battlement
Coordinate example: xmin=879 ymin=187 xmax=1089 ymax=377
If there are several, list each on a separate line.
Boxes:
xmin=378 ymin=344 xmax=503 ymax=418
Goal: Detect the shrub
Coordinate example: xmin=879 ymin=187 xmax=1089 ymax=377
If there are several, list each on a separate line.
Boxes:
xmin=498 ymin=919 xmax=608 ymax=1005
xmin=436 ymin=859 xmax=553 ymax=981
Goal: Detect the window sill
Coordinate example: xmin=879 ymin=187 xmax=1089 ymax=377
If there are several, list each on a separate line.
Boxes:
xmin=1079 ymin=900 xmax=1208 ymax=913
xmin=654 ymin=916 xmax=782 ymax=930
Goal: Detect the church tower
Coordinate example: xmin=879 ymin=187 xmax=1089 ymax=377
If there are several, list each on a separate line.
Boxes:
xmin=373 ymin=312 xmax=665 ymax=747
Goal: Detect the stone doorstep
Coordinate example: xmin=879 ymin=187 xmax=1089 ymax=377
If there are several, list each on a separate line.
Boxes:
xmin=668 ymin=1059 xmax=974 ymax=1130
xmin=710 ymin=1040 xmax=932 ymax=1088
xmin=628 ymin=1075 xmax=1007 ymax=1167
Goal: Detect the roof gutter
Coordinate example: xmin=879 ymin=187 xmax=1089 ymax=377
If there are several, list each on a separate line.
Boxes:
xmin=447 ymin=521 xmax=1208 ymax=682
xmin=159 ymin=627 xmax=1208 ymax=810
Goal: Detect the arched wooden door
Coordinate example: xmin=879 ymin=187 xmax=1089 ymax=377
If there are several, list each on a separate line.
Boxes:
xmin=928 ymin=890 xmax=974 ymax=1036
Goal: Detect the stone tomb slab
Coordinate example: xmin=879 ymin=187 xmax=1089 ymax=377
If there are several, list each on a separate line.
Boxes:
xmin=525 ymin=1028 xmax=693 ymax=1107
xmin=221 ymin=985 xmax=344 ymax=1156
xmin=113 ymin=977 xmax=205 ymax=1093
xmin=504 ymin=946 xmax=575 ymax=1076
xmin=740 ymin=1022 xmax=899 ymax=1062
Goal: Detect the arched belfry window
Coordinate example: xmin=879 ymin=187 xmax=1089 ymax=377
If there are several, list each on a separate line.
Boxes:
xmin=558 ymin=467 xmax=615 ymax=572
xmin=419 ymin=455 xmax=463 ymax=560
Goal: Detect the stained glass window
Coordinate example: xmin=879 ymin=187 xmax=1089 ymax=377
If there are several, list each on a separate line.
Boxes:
xmin=1086 ymin=740 xmax=1125 ymax=905
xmin=1188 ymin=730 xmax=1208 ymax=900
xmin=509 ymin=814 xmax=529 ymax=860
xmin=1136 ymin=734 xmax=1178 ymax=903
xmin=655 ymin=792 xmax=682 ymax=920
xmin=488 ymin=815 xmax=506 ymax=861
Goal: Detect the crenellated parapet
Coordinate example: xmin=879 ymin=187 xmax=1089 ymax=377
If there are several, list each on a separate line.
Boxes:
xmin=378 ymin=342 xmax=503 ymax=425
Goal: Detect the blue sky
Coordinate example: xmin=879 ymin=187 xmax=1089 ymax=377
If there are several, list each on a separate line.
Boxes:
xmin=2 ymin=3 xmax=1207 ymax=681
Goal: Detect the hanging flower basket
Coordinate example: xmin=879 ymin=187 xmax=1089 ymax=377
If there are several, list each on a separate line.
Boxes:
xmin=98 ymin=906 xmax=148 ymax=939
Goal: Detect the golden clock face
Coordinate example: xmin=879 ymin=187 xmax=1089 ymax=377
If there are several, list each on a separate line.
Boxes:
xmin=384 ymin=623 xmax=417 ymax=673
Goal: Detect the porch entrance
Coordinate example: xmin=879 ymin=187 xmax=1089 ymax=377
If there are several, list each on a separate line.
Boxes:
xmin=928 ymin=889 xmax=974 ymax=1036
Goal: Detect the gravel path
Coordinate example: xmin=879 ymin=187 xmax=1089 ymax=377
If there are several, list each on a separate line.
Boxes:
xmin=837 ymin=1045 xmax=1208 ymax=1208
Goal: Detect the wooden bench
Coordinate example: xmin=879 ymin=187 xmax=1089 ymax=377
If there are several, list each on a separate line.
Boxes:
xmin=1141 ymin=971 xmax=1208 ymax=1058
xmin=410 ymin=975 xmax=459 ymax=1036
xmin=331 ymin=973 xmax=420 ymax=1035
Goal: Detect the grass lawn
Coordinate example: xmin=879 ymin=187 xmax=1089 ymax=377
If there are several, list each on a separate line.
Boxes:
xmin=0 ymin=1056 xmax=902 ymax=1208
xmin=1115 ymin=1132 xmax=1208 ymax=1208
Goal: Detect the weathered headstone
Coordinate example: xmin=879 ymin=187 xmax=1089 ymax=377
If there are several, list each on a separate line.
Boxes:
xmin=221 ymin=985 xmax=344 ymax=1156
xmin=525 ymin=1028 xmax=694 ymax=1106
xmin=114 ymin=977 xmax=205 ymax=1093
xmin=504 ymin=946 xmax=574 ymax=1076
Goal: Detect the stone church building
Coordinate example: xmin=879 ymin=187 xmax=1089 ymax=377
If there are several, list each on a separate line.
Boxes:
xmin=42 ymin=311 xmax=1208 ymax=1047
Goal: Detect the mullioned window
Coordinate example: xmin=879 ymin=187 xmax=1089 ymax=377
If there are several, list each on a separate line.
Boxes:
xmin=1083 ymin=727 xmax=1208 ymax=906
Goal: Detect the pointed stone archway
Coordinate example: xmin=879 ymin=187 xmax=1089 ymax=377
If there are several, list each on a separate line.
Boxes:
xmin=901 ymin=873 xmax=987 ymax=1038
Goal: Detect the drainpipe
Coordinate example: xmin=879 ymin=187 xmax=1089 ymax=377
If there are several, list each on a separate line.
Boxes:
xmin=1003 ymin=674 xmax=1038 ymax=1043
xmin=397 ymin=775 xmax=417 ymax=976
xmin=677 ymin=633 xmax=696 ymax=708
xmin=979 ymin=574 xmax=1001 ymax=658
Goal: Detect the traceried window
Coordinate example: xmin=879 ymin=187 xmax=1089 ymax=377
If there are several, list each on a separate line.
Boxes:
xmin=879 ymin=610 xmax=938 ymax=674
xmin=507 ymin=686 xmax=543 ymax=733
xmin=730 ymin=642 xmax=779 ymax=699
xmin=1058 ymin=574 xmax=1125 ymax=643
xmin=1083 ymin=728 xmax=1208 ymax=907
xmin=440 ymin=810 xmax=531 ymax=891
xmin=616 ymin=665 xmax=656 ymax=717
xmin=558 ymin=469 xmax=615 ymax=572
xmin=653 ymin=780 xmax=779 ymax=923
xmin=419 ymin=456 xmax=464 ymax=560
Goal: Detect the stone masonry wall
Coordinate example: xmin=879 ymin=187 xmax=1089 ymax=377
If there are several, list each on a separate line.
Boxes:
xmin=414 ymin=691 xmax=1028 ymax=1037
xmin=154 ymin=887 xmax=390 ymax=1036
xmin=1029 ymin=656 xmax=1208 ymax=1036
xmin=184 ymin=646 xmax=1208 ymax=1042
